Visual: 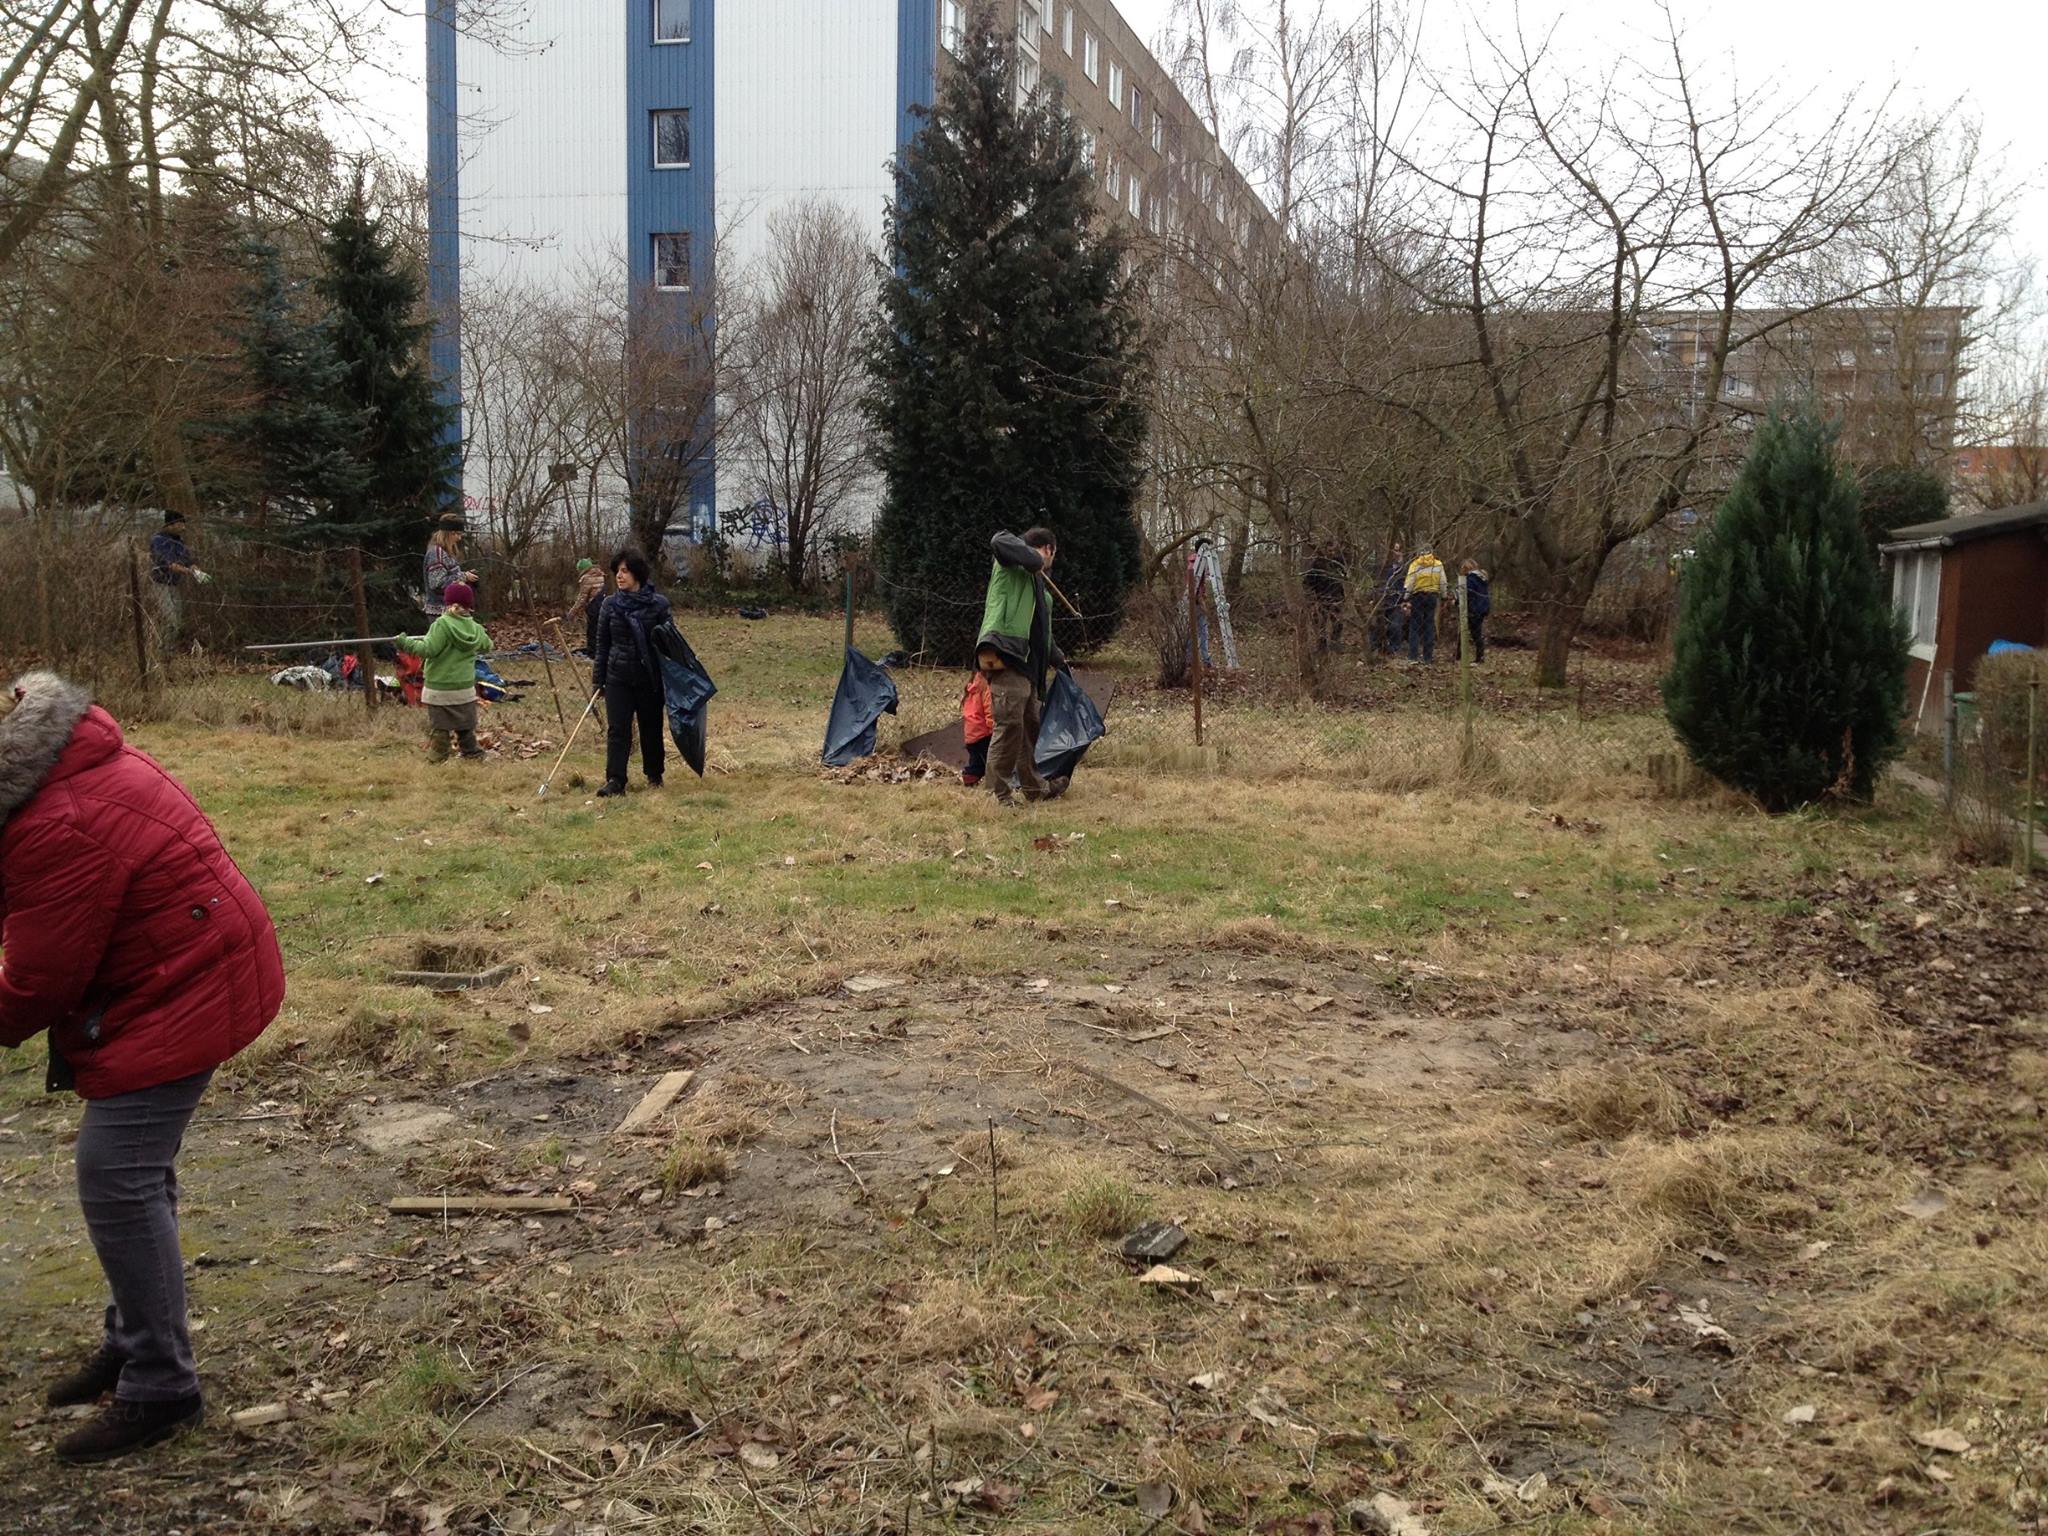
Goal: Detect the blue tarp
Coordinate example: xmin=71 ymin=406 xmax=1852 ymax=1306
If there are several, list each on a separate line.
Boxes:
xmin=650 ymin=620 xmax=717 ymax=775
xmin=823 ymin=648 xmax=899 ymax=766
xmin=1034 ymin=668 xmax=1106 ymax=780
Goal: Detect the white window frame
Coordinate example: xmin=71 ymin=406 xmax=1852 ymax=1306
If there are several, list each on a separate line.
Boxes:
xmin=1062 ymin=6 xmax=1073 ymax=53
xmin=651 ymin=108 xmax=690 ymax=168
xmin=1151 ymin=112 xmax=1163 ymax=152
xmin=1130 ymin=84 xmax=1143 ymax=131
xmin=653 ymin=0 xmax=690 ymax=43
xmin=653 ymin=232 xmax=692 ymax=292
xmin=1078 ymin=128 xmax=1096 ymax=171
xmin=1083 ymin=31 xmax=1098 ymax=82
xmin=1128 ymin=173 xmax=1142 ymax=218
xmin=941 ymin=0 xmax=964 ymax=54
xmin=1108 ymin=61 xmax=1123 ymax=110
xmin=1106 ymin=156 xmax=1120 ymax=198
xmin=1891 ymin=551 xmax=1941 ymax=661
xmin=1041 ymin=0 xmax=1053 ymax=33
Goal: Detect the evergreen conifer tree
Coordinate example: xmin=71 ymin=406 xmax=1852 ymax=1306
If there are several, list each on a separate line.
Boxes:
xmin=864 ymin=5 xmax=1147 ymax=661
xmin=317 ymin=175 xmax=458 ymax=552
xmin=234 ymin=240 xmax=370 ymax=529
xmin=1663 ymin=408 xmax=1909 ymax=809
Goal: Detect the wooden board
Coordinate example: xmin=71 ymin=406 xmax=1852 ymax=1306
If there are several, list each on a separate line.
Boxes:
xmin=613 ymin=1068 xmax=697 ymax=1135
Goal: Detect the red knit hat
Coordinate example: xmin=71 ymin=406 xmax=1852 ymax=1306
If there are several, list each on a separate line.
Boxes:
xmin=442 ymin=582 xmax=475 ymax=611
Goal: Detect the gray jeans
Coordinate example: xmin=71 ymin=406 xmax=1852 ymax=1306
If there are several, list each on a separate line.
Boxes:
xmin=76 ymin=1069 xmax=213 ymax=1401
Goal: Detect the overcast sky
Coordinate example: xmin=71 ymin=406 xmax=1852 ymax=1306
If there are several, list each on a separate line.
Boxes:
xmin=346 ymin=0 xmax=2048 ymax=278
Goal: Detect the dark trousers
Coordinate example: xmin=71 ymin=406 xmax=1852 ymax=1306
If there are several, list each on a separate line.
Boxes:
xmin=76 ymin=1069 xmax=213 ymax=1402
xmin=1379 ymin=602 xmax=1405 ymax=654
xmin=604 ymin=671 xmax=664 ymax=786
xmin=963 ymin=735 xmax=991 ymax=785
xmin=1407 ymin=592 xmax=1439 ymax=662
xmin=1467 ymin=611 xmax=1487 ymax=662
xmin=984 ymin=666 xmax=1045 ymax=803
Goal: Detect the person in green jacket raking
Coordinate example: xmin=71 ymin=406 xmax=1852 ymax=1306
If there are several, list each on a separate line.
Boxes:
xmin=976 ymin=527 xmax=1067 ymax=805
xmin=395 ymin=582 xmax=493 ymax=762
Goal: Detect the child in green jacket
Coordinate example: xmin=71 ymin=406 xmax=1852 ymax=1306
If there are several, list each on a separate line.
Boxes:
xmin=396 ymin=582 xmax=493 ymax=761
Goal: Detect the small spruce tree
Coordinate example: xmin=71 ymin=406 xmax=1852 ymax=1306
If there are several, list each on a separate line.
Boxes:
xmin=1663 ymin=408 xmax=1909 ymax=809
xmin=864 ymin=5 xmax=1147 ymax=661
xmin=317 ymin=175 xmax=458 ymax=553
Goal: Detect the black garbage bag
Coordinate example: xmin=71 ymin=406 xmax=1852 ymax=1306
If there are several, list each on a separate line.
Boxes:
xmin=822 ymin=647 xmax=899 ymax=766
xmin=1034 ymin=667 xmax=1106 ymax=781
xmin=650 ymin=620 xmax=717 ymax=776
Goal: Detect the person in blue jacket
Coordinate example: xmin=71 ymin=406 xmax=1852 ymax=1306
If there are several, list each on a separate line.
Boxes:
xmin=1461 ymin=560 xmax=1491 ymax=663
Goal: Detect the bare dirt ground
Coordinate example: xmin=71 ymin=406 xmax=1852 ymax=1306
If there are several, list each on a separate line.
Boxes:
xmin=2 ymin=864 xmax=2043 ymax=1535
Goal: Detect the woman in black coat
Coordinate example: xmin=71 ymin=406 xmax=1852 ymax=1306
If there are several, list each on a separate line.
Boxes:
xmin=590 ymin=549 xmax=673 ymax=796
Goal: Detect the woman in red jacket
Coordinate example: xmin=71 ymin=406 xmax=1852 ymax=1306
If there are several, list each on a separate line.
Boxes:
xmin=0 ymin=672 xmax=284 ymax=1463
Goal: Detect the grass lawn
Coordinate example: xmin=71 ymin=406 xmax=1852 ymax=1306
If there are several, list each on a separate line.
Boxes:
xmin=0 ymin=613 xmax=2042 ymax=1535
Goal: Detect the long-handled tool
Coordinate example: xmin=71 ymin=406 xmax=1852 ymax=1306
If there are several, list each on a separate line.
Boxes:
xmin=537 ymin=689 xmax=601 ymax=799
xmin=244 ymin=635 xmax=404 ymax=652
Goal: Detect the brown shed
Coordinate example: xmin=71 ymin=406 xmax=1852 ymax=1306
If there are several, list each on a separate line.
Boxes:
xmin=1881 ymin=502 xmax=2048 ymax=732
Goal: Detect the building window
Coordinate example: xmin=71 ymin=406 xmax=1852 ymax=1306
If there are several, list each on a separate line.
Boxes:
xmin=1128 ymin=174 xmax=1142 ymax=218
xmin=653 ymin=232 xmax=691 ymax=291
xmin=1041 ymin=0 xmax=1053 ymax=33
xmin=652 ymin=109 xmax=690 ymax=168
xmin=1151 ymin=112 xmax=1163 ymax=152
xmin=941 ymin=0 xmax=964 ymax=53
xmin=654 ymin=0 xmax=690 ymax=42
xmin=1083 ymin=31 xmax=1097 ymax=82
xmin=1063 ymin=7 xmax=1073 ymax=53
xmin=1108 ymin=62 xmax=1123 ymax=110
xmin=1078 ymin=128 xmax=1096 ymax=171
xmin=1130 ymin=85 xmax=1143 ymax=131
xmin=1891 ymin=551 xmax=1940 ymax=658
xmin=1106 ymin=156 xmax=1120 ymax=197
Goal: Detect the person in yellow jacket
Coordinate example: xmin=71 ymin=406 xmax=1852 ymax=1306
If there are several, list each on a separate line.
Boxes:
xmin=1403 ymin=544 xmax=1448 ymax=664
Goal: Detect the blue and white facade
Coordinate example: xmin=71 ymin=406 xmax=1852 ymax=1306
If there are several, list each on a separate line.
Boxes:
xmin=427 ymin=0 xmax=936 ymax=540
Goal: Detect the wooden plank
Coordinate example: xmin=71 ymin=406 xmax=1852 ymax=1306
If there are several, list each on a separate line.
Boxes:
xmin=613 ymin=1069 xmax=697 ymax=1135
xmin=387 ymin=1195 xmax=576 ymax=1216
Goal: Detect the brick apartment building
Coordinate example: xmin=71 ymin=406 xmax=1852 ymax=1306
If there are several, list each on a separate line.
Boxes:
xmin=1633 ymin=305 xmax=1972 ymax=463
xmin=426 ymin=0 xmax=1265 ymax=540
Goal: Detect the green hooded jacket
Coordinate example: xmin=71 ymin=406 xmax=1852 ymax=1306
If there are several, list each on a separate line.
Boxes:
xmin=978 ymin=532 xmax=1055 ymax=698
xmin=397 ymin=611 xmax=493 ymax=696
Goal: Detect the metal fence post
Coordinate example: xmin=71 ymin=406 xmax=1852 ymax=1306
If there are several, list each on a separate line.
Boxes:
xmin=1942 ymin=670 xmax=1957 ymax=813
xmin=2028 ymin=678 xmax=2040 ymax=874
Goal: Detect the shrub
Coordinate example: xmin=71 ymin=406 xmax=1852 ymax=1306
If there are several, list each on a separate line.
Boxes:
xmin=1663 ymin=408 xmax=1909 ymax=810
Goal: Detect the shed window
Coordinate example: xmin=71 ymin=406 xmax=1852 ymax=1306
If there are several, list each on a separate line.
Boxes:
xmin=1891 ymin=551 xmax=1941 ymax=658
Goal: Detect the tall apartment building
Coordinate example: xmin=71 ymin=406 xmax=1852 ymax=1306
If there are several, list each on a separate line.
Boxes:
xmin=426 ymin=0 xmax=1262 ymax=539
xmin=1633 ymin=306 xmax=1972 ymax=465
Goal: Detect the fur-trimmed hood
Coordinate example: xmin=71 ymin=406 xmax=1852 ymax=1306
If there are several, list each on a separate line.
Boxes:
xmin=0 ymin=672 xmax=98 ymax=824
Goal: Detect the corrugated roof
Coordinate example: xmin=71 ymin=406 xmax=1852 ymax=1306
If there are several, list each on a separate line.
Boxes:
xmin=1884 ymin=501 xmax=2048 ymax=548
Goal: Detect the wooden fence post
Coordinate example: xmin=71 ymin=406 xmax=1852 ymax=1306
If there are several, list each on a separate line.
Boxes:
xmin=350 ymin=548 xmax=378 ymax=715
xmin=127 ymin=543 xmax=152 ymax=693
xmin=1188 ymin=555 xmax=1204 ymax=747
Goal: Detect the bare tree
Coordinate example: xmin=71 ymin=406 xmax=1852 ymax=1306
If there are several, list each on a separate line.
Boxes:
xmin=728 ymin=200 xmax=877 ymax=593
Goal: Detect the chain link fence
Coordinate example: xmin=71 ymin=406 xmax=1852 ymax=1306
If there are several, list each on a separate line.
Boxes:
xmin=5 ymin=520 xmax=1689 ymax=803
xmin=1936 ymin=655 xmax=2047 ymax=871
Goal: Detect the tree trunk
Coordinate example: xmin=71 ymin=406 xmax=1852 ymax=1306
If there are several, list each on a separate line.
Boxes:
xmin=1534 ymin=584 xmax=1592 ymax=689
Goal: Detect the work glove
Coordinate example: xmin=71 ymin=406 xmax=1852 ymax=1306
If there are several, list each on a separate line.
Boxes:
xmin=192 ymin=569 xmax=213 ymax=585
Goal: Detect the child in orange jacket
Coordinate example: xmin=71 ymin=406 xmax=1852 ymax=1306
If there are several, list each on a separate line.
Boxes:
xmin=961 ymin=670 xmax=994 ymax=786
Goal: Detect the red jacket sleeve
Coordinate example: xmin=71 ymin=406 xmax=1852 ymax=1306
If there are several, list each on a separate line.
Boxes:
xmin=0 ymin=818 xmax=126 ymax=1049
